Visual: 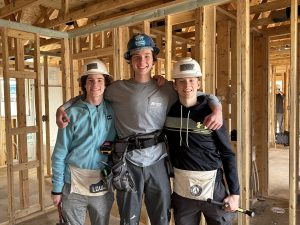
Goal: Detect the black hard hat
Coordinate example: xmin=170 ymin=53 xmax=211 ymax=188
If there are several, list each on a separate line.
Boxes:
xmin=124 ymin=33 xmax=160 ymax=60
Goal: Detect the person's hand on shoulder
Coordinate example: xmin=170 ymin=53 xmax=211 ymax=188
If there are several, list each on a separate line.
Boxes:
xmin=56 ymin=106 xmax=70 ymax=128
xmin=153 ymin=75 xmax=167 ymax=87
xmin=203 ymin=107 xmax=223 ymax=130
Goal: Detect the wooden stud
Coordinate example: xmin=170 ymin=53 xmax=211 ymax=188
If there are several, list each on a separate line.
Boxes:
xmin=69 ymin=39 xmax=75 ymax=98
xmin=230 ymin=24 xmax=237 ymax=142
xmin=195 ymin=8 xmax=205 ymax=91
xmin=289 ymin=2 xmax=298 ymax=225
xmin=33 ymin=32 xmax=45 ymax=211
xmin=284 ymin=68 xmax=289 ymax=131
xmin=2 ymin=27 xmax=15 ymax=224
xmin=113 ymin=27 xmax=130 ymax=80
xmin=216 ymin=20 xmax=230 ymax=130
xmin=268 ymin=64 xmax=276 ymax=146
xmin=195 ymin=6 xmax=216 ymax=94
xmin=143 ymin=21 xmax=150 ymax=35
xmin=252 ymin=35 xmax=268 ymax=197
xmin=165 ymin=15 xmax=172 ymax=80
xmin=61 ymin=38 xmax=71 ymax=102
xmin=43 ymin=56 xmax=51 ymax=177
xmin=15 ymin=37 xmax=29 ymax=210
xmin=237 ymin=1 xmax=251 ymax=225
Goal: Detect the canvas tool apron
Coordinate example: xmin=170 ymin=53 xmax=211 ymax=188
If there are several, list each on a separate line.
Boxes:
xmin=69 ymin=166 xmax=107 ymax=196
xmin=173 ymin=167 xmax=217 ymax=201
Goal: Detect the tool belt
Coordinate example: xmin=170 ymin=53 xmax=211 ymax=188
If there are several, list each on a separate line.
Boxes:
xmin=126 ymin=131 xmax=165 ymax=151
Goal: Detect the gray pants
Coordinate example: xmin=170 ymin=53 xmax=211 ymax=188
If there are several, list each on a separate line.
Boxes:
xmin=62 ymin=183 xmax=114 ymax=225
xmin=172 ymin=180 xmax=236 ymax=225
xmin=116 ymin=158 xmax=171 ymax=225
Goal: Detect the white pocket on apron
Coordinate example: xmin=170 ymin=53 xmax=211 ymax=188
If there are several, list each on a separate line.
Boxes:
xmin=173 ymin=167 xmax=217 ymax=201
xmin=69 ymin=166 xmax=107 ymax=196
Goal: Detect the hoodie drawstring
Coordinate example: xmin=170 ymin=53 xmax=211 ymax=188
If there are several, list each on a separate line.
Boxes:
xmin=186 ymin=110 xmax=190 ymax=147
xmin=180 ymin=104 xmax=190 ymax=147
xmin=180 ymin=105 xmax=183 ymax=146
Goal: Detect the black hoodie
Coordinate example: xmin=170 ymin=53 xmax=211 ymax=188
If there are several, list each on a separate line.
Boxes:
xmin=164 ymin=95 xmax=240 ymax=195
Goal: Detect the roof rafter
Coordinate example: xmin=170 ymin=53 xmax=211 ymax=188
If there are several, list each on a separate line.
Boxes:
xmin=250 ymin=0 xmax=290 ymax=14
xmin=40 ymin=0 xmax=149 ymax=28
xmin=0 ymin=0 xmax=46 ymax=18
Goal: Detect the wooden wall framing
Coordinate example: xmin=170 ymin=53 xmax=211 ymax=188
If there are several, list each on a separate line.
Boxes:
xmin=1 ymin=27 xmax=44 ymax=224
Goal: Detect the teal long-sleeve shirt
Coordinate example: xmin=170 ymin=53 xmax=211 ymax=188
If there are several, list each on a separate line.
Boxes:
xmin=51 ymin=99 xmax=116 ymax=193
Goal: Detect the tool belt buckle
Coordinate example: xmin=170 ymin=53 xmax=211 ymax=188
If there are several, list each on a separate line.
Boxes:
xmin=128 ymin=137 xmax=143 ymax=149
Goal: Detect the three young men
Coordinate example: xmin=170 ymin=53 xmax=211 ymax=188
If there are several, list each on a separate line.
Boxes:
xmin=55 ymin=34 xmax=224 ymax=225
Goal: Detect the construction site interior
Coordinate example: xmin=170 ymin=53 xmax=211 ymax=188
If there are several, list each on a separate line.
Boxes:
xmin=0 ymin=0 xmax=299 ymax=225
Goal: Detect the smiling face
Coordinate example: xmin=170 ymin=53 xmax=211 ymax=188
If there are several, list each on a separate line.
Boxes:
xmin=84 ymin=73 xmax=106 ymax=99
xmin=174 ymin=77 xmax=201 ymax=99
xmin=130 ymin=48 xmax=154 ymax=77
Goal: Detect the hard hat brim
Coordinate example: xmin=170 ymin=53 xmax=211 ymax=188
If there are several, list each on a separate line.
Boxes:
xmin=77 ymin=72 xmax=112 ymax=82
xmin=173 ymin=72 xmax=202 ymax=79
xmin=124 ymin=46 xmax=160 ymax=60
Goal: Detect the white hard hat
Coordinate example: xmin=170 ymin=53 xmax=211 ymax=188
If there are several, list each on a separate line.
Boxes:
xmin=81 ymin=59 xmax=111 ymax=78
xmin=173 ymin=57 xmax=202 ymax=79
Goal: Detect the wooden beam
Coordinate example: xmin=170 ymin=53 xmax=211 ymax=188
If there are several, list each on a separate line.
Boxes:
xmin=2 ymin=27 xmax=15 ymax=223
xmin=237 ymin=1 xmax=251 ymax=225
xmin=43 ymin=56 xmax=51 ymax=177
xmin=68 ymin=0 xmax=232 ymax=38
xmin=263 ymin=24 xmax=291 ymax=36
xmin=283 ymin=69 xmax=289 ymax=131
xmin=289 ymin=2 xmax=298 ymax=225
xmin=61 ymin=0 xmax=69 ymax=15
xmin=15 ymin=37 xmax=29 ymax=209
xmin=61 ymin=38 xmax=71 ymax=102
xmin=113 ymin=27 xmax=130 ymax=80
xmin=151 ymin=28 xmax=194 ymax=44
xmin=203 ymin=6 xmax=216 ymax=94
xmin=7 ymin=29 xmax=35 ymax=40
xmin=10 ymin=126 xmax=38 ymax=135
xmin=230 ymin=24 xmax=237 ymax=146
xmin=33 ymin=32 xmax=45 ymax=210
xmin=13 ymin=160 xmax=40 ymax=172
xmin=195 ymin=8 xmax=205 ymax=90
xmin=165 ymin=15 xmax=172 ymax=80
xmin=72 ymin=46 xmax=114 ymax=60
xmin=250 ymin=0 xmax=290 ymax=14
xmin=170 ymin=11 xmax=195 ymax=25
xmin=41 ymin=0 xmax=146 ymax=28
xmin=252 ymin=35 xmax=268 ymax=197
xmin=7 ymin=70 xmax=37 ymax=79
xmin=217 ymin=6 xmax=236 ymax=21
xmin=216 ymin=20 xmax=230 ymax=129
xmin=0 ymin=18 xmax=68 ymax=38
xmin=0 ymin=0 xmax=46 ymax=18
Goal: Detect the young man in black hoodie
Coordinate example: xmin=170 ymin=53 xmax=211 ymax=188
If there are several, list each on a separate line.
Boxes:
xmin=164 ymin=57 xmax=240 ymax=225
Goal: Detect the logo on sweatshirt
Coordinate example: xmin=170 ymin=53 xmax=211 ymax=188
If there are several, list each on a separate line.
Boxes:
xmin=107 ymin=115 xmax=112 ymax=120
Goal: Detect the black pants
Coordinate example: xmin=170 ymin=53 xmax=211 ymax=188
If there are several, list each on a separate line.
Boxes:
xmin=172 ymin=180 xmax=236 ymax=225
xmin=116 ymin=158 xmax=171 ymax=225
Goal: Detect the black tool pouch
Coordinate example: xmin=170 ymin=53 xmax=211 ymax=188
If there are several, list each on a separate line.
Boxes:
xmin=111 ymin=147 xmax=136 ymax=192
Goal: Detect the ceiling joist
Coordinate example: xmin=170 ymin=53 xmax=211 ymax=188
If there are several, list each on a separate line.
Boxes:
xmin=39 ymin=0 xmax=148 ymax=28
xmin=0 ymin=0 xmax=45 ymax=18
